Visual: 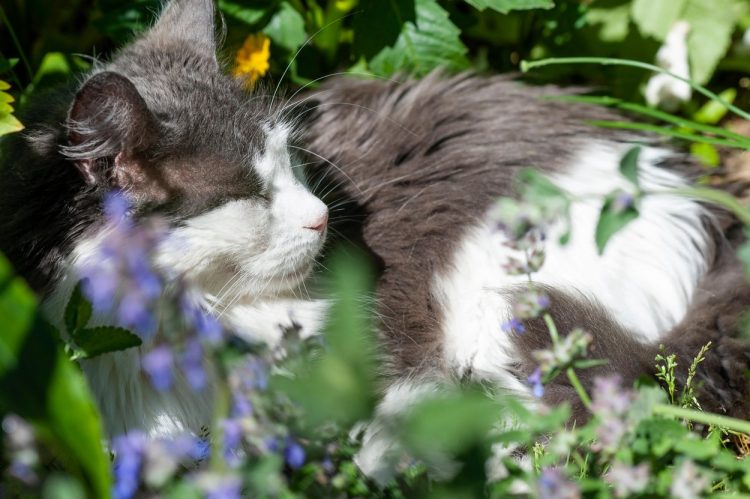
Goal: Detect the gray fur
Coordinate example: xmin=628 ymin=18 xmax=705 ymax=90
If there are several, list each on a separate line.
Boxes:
xmin=0 ymin=0 xmax=280 ymax=294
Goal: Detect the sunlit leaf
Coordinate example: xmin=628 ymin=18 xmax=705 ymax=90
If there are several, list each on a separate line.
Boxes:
xmin=464 ymin=0 xmax=553 ymax=13
xmin=72 ymin=327 xmax=143 ymax=359
xmin=619 ymin=146 xmax=641 ymax=188
xmin=353 ymin=0 xmax=416 ymax=59
xmin=369 ymin=0 xmax=469 ymax=77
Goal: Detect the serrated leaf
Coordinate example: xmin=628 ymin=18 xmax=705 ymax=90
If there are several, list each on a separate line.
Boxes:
xmin=0 ymin=253 xmax=111 ymax=497
xmin=464 ymin=0 xmax=553 ymax=14
xmin=263 ymin=2 xmax=307 ymax=52
xmin=595 ymin=194 xmax=639 ymax=255
xmin=64 ymin=283 xmax=92 ymax=335
xmin=353 ymin=0 xmax=416 ymax=59
xmin=369 ymin=0 xmax=469 ymax=77
xmin=72 ymin=327 xmax=142 ymax=359
xmin=619 ymin=146 xmax=641 ymax=188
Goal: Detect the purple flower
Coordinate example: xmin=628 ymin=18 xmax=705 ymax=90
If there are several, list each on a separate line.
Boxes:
xmin=78 ymin=191 xmax=165 ymax=337
xmin=670 ymin=460 xmax=709 ymax=499
xmin=612 ymin=190 xmax=635 ymax=214
xmin=538 ymin=468 xmax=581 ymax=499
xmin=194 ymin=473 xmax=243 ymax=499
xmin=2 ymin=415 xmax=39 ymax=486
xmin=528 ymin=367 xmax=544 ymax=398
xmin=112 ymin=431 xmax=147 ymax=499
xmin=142 ymin=346 xmax=174 ymax=392
xmin=222 ymin=419 xmax=244 ymax=467
xmin=181 ymin=294 xmax=223 ymax=344
xmin=501 ymin=317 xmax=525 ymax=334
xmin=591 ymin=375 xmax=633 ymax=417
xmin=181 ymin=339 xmax=207 ymax=391
xmin=284 ymin=438 xmax=306 ymax=470
xmin=606 ymin=461 xmax=650 ymax=498
xmin=231 ymin=394 xmax=254 ymax=418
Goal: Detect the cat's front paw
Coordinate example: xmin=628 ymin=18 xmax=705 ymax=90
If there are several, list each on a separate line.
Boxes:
xmin=222 ymin=298 xmax=329 ymax=348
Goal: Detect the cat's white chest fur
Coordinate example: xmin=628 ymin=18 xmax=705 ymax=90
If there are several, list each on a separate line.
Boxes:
xmin=437 ymin=142 xmax=711 ymax=390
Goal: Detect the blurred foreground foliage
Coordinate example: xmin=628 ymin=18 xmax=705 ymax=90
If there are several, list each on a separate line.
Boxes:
xmin=4 ymin=0 xmax=750 ymax=498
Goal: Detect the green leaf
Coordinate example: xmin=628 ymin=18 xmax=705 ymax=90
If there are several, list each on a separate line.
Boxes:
xmin=71 ymin=327 xmax=143 ymax=359
xmin=464 ymin=0 xmax=553 ymax=14
xmin=353 ymin=0 xmax=416 ymax=59
xmin=585 ymin=2 xmax=631 ymax=43
xmin=619 ymin=146 xmax=641 ymax=188
xmin=0 ymin=253 xmax=111 ymax=497
xmin=276 ymin=249 xmax=377 ymax=426
xmin=693 ymin=88 xmax=736 ymax=125
xmin=0 ymin=80 xmax=23 ymax=137
xmin=369 ymin=0 xmax=469 ymax=77
xmin=263 ymin=2 xmax=307 ymax=52
xmin=0 ymin=253 xmax=36 ymax=375
xmin=595 ymin=193 xmax=639 ymax=254
xmin=690 ymin=142 xmax=720 ymax=168
xmin=631 ymin=0 xmax=748 ymax=85
xmin=64 ymin=284 xmax=92 ymax=335
xmin=218 ymin=0 xmax=270 ymax=26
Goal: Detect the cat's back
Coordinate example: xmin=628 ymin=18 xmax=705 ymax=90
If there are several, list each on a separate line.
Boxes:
xmin=302 ymin=72 xmax=714 ymax=382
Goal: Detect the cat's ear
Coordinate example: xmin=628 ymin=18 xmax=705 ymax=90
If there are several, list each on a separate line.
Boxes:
xmin=148 ymin=0 xmax=218 ymax=59
xmin=64 ymin=71 xmax=158 ymax=185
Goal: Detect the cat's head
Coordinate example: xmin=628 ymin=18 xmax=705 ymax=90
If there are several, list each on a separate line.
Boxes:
xmin=64 ymin=0 xmax=328 ymax=302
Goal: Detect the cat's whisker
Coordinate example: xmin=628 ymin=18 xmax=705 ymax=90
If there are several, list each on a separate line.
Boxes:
xmin=288 ymin=145 xmax=363 ymax=195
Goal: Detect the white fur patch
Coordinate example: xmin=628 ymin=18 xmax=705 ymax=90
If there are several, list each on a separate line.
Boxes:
xmin=437 ymin=141 xmax=712 ymax=389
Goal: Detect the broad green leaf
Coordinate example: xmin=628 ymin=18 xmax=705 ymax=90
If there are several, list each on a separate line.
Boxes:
xmin=369 ymin=0 xmax=469 ymax=77
xmin=630 ymin=0 xmax=687 ymax=39
xmin=619 ymin=146 xmax=641 ymax=188
xmin=218 ymin=0 xmax=270 ymax=26
xmin=64 ymin=284 xmax=92 ymax=335
xmin=0 ymin=254 xmax=111 ymax=497
xmin=72 ymin=327 xmax=143 ymax=359
xmin=595 ymin=193 xmax=639 ymax=254
xmin=263 ymin=2 xmax=307 ymax=52
xmin=353 ymin=0 xmax=416 ymax=59
xmin=585 ymin=2 xmax=631 ymax=43
xmin=0 ymin=254 xmax=36 ymax=375
xmin=693 ymin=88 xmax=736 ymax=125
xmin=464 ymin=0 xmax=553 ymax=13
xmin=631 ymin=0 xmax=747 ymax=85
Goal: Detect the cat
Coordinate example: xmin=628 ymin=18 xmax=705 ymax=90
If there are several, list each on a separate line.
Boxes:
xmin=0 ymin=0 xmax=329 ymax=438
xmin=300 ymin=73 xmax=750 ymax=479
xmin=1 ymin=0 xmax=748 ymax=484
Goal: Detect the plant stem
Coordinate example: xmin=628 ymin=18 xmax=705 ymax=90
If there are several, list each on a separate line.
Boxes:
xmin=661 ymin=186 xmax=750 ymax=227
xmin=653 ymin=404 xmax=750 ymax=434
xmin=543 ymin=312 xmax=559 ymax=344
xmin=566 ymin=367 xmax=592 ymax=410
xmin=521 ymin=57 xmax=750 ymax=123
xmin=0 ymin=6 xmax=32 ymax=81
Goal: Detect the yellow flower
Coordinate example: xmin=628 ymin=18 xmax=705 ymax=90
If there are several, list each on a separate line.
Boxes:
xmin=233 ymin=33 xmax=271 ymax=87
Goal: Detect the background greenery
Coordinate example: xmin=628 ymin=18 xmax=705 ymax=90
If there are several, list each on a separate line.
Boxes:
xmin=3 ymin=0 xmax=750 ymax=498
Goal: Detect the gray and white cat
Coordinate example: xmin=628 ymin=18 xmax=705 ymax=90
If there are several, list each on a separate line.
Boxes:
xmin=1 ymin=0 xmax=329 ymax=437
xmin=1 ymin=0 xmax=748 ymax=483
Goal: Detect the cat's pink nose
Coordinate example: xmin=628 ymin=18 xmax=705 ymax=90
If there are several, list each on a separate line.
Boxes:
xmin=304 ymin=211 xmax=328 ymax=232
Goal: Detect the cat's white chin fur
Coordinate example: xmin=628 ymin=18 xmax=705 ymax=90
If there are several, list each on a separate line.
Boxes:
xmin=355 ymin=141 xmax=713 ymax=484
